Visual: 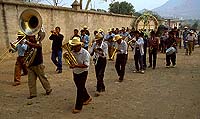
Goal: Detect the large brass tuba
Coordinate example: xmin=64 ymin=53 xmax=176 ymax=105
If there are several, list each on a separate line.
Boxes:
xmin=19 ymin=9 xmax=43 ymax=67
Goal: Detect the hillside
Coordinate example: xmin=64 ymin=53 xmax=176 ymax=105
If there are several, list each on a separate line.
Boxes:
xmin=152 ymin=0 xmax=200 ymax=19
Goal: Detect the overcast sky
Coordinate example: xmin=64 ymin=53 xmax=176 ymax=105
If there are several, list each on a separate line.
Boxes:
xmin=42 ymin=0 xmax=169 ymax=11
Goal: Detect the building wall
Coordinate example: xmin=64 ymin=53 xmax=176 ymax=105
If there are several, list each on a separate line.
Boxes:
xmin=0 ymin=1 xmax=135 ymax=53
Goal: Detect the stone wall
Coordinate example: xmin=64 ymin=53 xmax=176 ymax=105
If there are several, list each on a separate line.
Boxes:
xmin=0 ymin=1 xmax=135 ymax=53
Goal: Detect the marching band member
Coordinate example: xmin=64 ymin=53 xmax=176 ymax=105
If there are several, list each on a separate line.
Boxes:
xmin=49 ymin=27 xmax=64 ymax=73
xmin=165 ymin=31 xmax=177 ymax=68
xmin=148 ymin=31 xmax=159 ymax=69
xmin=132 ymin=31 xmax=145 ymax=74
xmin=114 ymin=34 xmax=128 ymax=82
xmin=105 ymin=28 xmax=115 ymax=60
xmin=90 ymin=33 xmax=108 ymax=96
xmin=186 ymin=30 xmax=196 ymax=55
xmin=80 ymin=29 xmax=90 ymax=50
xmin=69 ymin=37 xmax=92 ymax=114
xmin=25 ymin=35 xmax=52 ymax=99
xmin=10 ymin=30 xmax=28 ymax=86
xmin=71 ymin=29 xmax=81 ymax=40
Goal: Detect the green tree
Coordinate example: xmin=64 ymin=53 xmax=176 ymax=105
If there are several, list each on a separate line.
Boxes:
xmin=191 ymin=21 xmax=199 ymax=30
xmin=109 ymin=1 xmax=135 ymax=15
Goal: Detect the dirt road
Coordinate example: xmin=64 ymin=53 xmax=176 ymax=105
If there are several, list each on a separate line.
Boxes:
xmin=0 ymin=47 xmax=200 ymax=119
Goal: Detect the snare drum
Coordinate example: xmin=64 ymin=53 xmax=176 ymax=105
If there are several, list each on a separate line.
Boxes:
xmin=166 ymin=47 xmax=176 ymax=55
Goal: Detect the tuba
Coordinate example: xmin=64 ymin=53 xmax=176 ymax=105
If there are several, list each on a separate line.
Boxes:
xmin=62 ymin=43 xmax=78 ymax=67
xmin=19 ymin=9 xmax=43 ymax=67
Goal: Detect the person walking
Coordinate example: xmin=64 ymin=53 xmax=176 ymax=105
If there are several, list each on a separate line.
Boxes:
xmin=49 ymin=27 xmax=64 ymax=73
xmin=114 ymin=34 xmax=128 ymax=82
xmin=90 ymin=33 xmax=108 ymax=96
xmin=148 ymin=31 xmax=160 ymax=69
xmin=69 ymin=37 xmax=92 ymax=114
xmin=25 ymin=35 xmax=52 ymax=99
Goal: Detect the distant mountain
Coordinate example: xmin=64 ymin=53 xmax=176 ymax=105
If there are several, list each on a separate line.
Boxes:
xmin=152 ymin=0 xmax=200 ymax=19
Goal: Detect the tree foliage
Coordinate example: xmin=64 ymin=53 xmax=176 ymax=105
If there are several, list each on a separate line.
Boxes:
xmin=191 ymin=21 xmax=199 ymax=30
xmin=109 ymin=1 xmax=135 ymax=15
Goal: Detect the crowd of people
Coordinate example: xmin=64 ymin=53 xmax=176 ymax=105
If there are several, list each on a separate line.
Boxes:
xmin=9 ymin=25 xmax=200 ymax=114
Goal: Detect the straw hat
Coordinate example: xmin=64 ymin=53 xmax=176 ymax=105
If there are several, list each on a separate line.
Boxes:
xmin=114 ymin=34 xmax=122 ymax=41
xmin=17 ymin=30 xmax=24 ymax=36
xmin=95 ymin=33 xmax=103 ymax=40
xmin=83 ymin=25 xmax=88 ymax=29
xmin=69 ymin=37 xmax=83 ymax=46
xmin=98 ymin=28 xmax=104 ymax=33
xmin=107 ymin=28 xmax=112 ymax=33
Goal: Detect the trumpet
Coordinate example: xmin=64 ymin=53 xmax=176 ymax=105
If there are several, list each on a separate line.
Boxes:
xmin=62 ymin=43 xmax=78 ymax=67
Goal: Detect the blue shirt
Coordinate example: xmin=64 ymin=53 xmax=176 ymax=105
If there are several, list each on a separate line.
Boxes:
xmin=17 ymin=44 xmax=28 ymax=56
xmin=81 ymin=35 xmax=90 ymax=48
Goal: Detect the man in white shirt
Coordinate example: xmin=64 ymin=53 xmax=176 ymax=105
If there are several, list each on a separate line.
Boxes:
xmin=90 ymin=33 xmax=108 ymax=95
xmin=114 ymin=34 xmax=128 ymax=82
xmin=69 ymin=37 xmax=92 ymax=114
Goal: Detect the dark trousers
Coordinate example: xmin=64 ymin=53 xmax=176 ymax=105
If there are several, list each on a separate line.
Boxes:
xmin=73 ymin=71 xmax=90 ymax=110
xmin=149 ymin=48 xmax=158 ymax=68
xmin=115 ymin=54 xmax=128 ymax=80
xmin=51 ymin=50 xmax=62 ymax=70
xmin=134 ymin=51 xmax=143 ymax=71
xmin=95 ymin=57 xmax=106 ymax=92
xmin=143 ymin=46 xmax=147 ymax=69
xmin=166 ymin=52 xmax=176 ymax=66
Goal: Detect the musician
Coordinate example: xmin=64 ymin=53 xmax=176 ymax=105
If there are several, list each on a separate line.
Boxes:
xmin=165 ymin=31 xmax=177 ymax=68
xmin=10 ymin=30 xmax=28 ymax=86
xmin=71 ymin=29 xmax=81 ymax=40
xmin=143 ymin=33 xmax=148 ymax=69
xmin=49 ymin=27 xmax=64 ymax=73
xmin=186 ymin=30 xmax=196 ymax=55
xmin=80 ymin=30 xmax=90 ymax=50
xmin=105 ymin=28 xmax=115 ymax=60
xmin=83 ymin=25 xmax=90 ymax=36
xmin=114 ymin=34 xmax=128 ymax=82
xmin=132 ymin=31 xmax=145 ymax=73
xmin=90 ymin=33 xmax=108 ymax=95
xmin=183 ymin=27 xmax=189 ymax=49
xmin=69 ymin=37 xmax=92 ymax=114
xmin=120 ymin=27 xmax=131 ymax=41
xmin=148 ymin=31 xmax=160 ymax=69
xmin=25 ymin=35 xmax=52 ymax=99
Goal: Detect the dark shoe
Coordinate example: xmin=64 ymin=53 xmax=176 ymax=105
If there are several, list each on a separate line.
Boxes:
xmin=83 ymin=97 xmax=92 ymax=105
xmin=46 ymin=89 xmax=52 ymax=95
xmin=72 ymin=109 xmax=81 ymax=114
xmin=27 ymin=96 xmax=36 ymax=99
xmin=152 ymin=67 xmax=155 ymax=69
xmin=101 ymin=88 xmax=105 ymax=92
xmin=118 ymin=79 xmax=123 ymax=82
xmin=12 ymin=82 xmax=20 ymax=86
xmin=148 ymin=65 xmax=152 ymax=68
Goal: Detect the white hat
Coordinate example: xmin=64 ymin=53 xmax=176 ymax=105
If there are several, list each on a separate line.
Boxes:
xmin=69 ymin=37 xmax=83 ymax=46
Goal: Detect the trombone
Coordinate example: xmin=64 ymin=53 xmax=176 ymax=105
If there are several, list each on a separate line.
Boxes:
xmin=0 ymin=8 xmax=43 ymax=64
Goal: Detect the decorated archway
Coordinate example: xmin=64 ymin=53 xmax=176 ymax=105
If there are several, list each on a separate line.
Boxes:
xmin=135 ymin=13 xmax=159 ymax=32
